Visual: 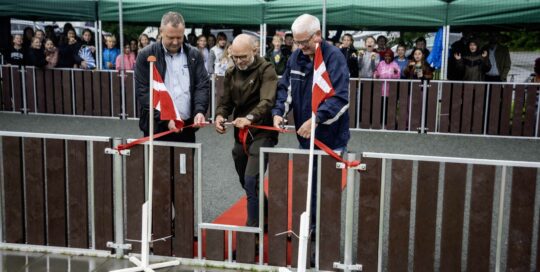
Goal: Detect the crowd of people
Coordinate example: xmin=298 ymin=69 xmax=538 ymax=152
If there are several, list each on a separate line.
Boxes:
xmin=4 ymin=23 xmax=539 ymax=83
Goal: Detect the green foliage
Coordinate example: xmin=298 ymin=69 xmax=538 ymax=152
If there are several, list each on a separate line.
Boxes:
xmin=102 ymin=22 xmax=148 ymax=43
xmin=501 ymin=31 xmax=540 ymax=51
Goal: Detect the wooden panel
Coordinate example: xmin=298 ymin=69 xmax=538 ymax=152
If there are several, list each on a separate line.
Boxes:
xmin=93 ymin=141 xmax=113 ymax=250
xmin=467 ymin=165 xmax=495 ymax=272
xmin=461 ymin=84 xmax=474 ymax=133
xmin=506 ymin=167 xmax=537 ymax=271
xmin=53 ymin=70 xmax=63 ymax=114
xmin=319 ymin=155 xmax=342 ymax=270
xmin=101 ymin=71 xmax=112 ymax=116
xmin=67 ymin=140 xmax=88 ymax=248
xmin=372 ymin=81 xmax=382 ymax=129
xmin=152 ymin=145 xmax=172 ymax=255
xmin=24 ymin=138 xmax=45 ymax=245
xmin=388 ymin=160 xmax=413 ymax=272
xmin=92 ymin=71 xmax=101 ymax=116
xmin=74 ymin=71 xmax=84 ymax=115
xmin=397 ymin=81 xmax=410 ymax=131
xmin=206 ymin=230 xmax=225 ymax=261
xmin=450 ymin=83 xmax=463 ymax=133
xmin=236 ymin=232 xmax=256 ymax=263
xmin=35 ymin=69 xmax=46 ymax=113
xmin=2 ymin=137 xmax=24 ymax=243
xmin=499 ymin=84 xmax=513 ymax=135
xmin=125 ymin=72 xmax=135 ymax=118
xmin=62 ymin=70 xmax=72 ymax=115
xmin=173 ymin=147 xmax=194 ymax=258
xmin=1 ymin=66 xmax=11 ymax=110
xmin=386 ymin=81 xmax=398 ymax=130
xmin=360 ymin=80 xmax=373 ymax=129
xmin=267 ymin=153 xmax=289 ymax=266
xmin=439 ymin=82 xmax=452 ymax=133
xmin=83 ymin=71 xmax=92 ymax=116
xmin=348 ymin=80 xmax=358 ymax=128
xmin=12 ymin=66 xmax=22 ymax=111
xmin=511 ymin=85 xmax=525 ymax=136
xmin=440 ymin=163 xmax=467 ymax=272
xmin=413 ymin=161 xmax=439 ymax=271
xmin=471 ymin=84 xmax=486 ymax=134
xmin=523 ymin=85 xmax=538 ymax=136
xmin=44 ymin=69 xmax=54 ymax=113
xmin=291 ymin=154 xmax=310 ymax=268
xmin=488 ymin=84 xmax=502 ymax=135
xmin=24 ymin=67 xmax=35 ymax=112
xmin=426 ymin=83 xmax=438 ymax=132
xmin=45 ymin=139 xmax=67 ymax=247
xmin=125 ymin=145 xmax=144 ymax=253
xmin=357 ymin=157 xmax=382 ymax=272
xmin=112 ymin=71 xmax=121 ymax=117
xmin=410 ymin=82 xmax=422 ymax=131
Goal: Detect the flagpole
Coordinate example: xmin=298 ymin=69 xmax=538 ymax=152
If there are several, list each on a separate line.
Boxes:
xmin=111 ymin=56 xmax=179 ymax=272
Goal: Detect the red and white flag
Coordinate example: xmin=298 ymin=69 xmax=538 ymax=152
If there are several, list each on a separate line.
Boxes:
xmin=152 ymin=65 xmax=184 ymax=128
xmin=311 ymin=43 xmax=335 ymax=112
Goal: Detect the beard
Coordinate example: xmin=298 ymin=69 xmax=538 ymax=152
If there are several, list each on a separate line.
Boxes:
xmin=236 ymin=55 xmax=255 ymax=71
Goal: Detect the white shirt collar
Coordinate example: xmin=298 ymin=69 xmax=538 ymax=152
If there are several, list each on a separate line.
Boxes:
xmin=162 ymin=43 xmax=184 ymax=56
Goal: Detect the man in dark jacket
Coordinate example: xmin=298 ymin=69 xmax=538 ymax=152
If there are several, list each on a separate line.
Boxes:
xmin=272 ymin=14 xmax=350 ymax=228
xmin=135 ymin=11 xmax=209 ymax=143
xmin=215 ymin=34 xmax=278 ymax=227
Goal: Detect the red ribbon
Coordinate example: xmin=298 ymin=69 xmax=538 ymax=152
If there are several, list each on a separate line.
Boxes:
xmin=116 ymin=122 xmax=360 ymax=169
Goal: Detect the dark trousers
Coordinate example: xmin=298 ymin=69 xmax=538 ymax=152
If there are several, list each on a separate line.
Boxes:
xmin=485 ymin=75 xmax=502 ymax=82
xmin=232 ymin=137 xmax=276 ymax=227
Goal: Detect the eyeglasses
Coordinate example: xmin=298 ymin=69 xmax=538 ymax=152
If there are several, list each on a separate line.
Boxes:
xmin=293 ymin=33 xmax=315 ymax=47
xmin=231 ymin=55 xmax=250 ymax=61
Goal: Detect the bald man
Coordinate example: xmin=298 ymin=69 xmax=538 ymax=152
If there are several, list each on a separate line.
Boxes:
xmin=215 ymin=34 xmax=278 ymax=227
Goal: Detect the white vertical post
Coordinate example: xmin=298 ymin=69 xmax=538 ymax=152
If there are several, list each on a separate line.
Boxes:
xmin=145 ymin=58 xmax=155 ymax=267
xmin=441 ymin=25 xmax=450 ymax=80
xmin=343 ymin=153 xmax=356 ymax=270
xmin=118 ymin=0 xmax=126 ymax=119
xmin=98 ymin=20 xmax=103 ymax=70
xmin=322 ymin=0 xmax=327 ymax=39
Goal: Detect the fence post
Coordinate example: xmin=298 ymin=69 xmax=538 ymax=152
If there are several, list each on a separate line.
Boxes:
xmin=111 ymin=138 xmax=125 ymax=257
xmin=343 ymin=153 xmax=357 ymax=269
xmin=20 ymin=67 xmax=27 ymax=114
xmin=420 ymin=81 xmax=429 ymax=133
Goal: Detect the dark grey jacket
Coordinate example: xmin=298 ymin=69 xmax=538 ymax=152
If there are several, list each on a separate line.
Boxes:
xmin=135 ymin=41 xmax=210 ymax=133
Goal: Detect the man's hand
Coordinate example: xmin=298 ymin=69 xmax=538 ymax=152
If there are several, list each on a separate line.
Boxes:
xmin=168 ymin=120 xmax=182 ymax=132
xmin=193 ymin=113 xmax=206 ymax=128
xmin=297 ymin=118 xmax=316 ymax=139
xmin=215 ymin=115 xmax=226 ymax=134
xmin=273 ymin=115 xmax=284 ymax=129
xmin=232 ymin=117 xmax=251 ymax=129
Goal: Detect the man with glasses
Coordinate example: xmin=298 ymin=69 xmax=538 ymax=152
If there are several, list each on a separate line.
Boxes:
xmin=214 ymin=34 xmax=278 ymax=227
xmin=271 ymin=14 xmax=350 ymax=251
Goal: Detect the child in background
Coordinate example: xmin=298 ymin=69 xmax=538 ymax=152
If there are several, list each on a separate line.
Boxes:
xmin=103 ymin=35 xmax=120 ymax=70
xmin=7 ymin=35 xmax=25 ymax=66
xmin=374 ymin=49 xmax=400 ymax=96
xmin=44 ymin=38 xmax=58 ymax=68
xmin=394 ymin=45 xmax=408 ymax=79
xmin=115 ymin=44 xmax=136 ymax=71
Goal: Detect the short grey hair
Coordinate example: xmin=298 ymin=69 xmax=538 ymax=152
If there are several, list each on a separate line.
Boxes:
xmin=291 ymin=14 xmax=320 ymax=36
xmin=160 ymin=11 xmax=185 ymax=28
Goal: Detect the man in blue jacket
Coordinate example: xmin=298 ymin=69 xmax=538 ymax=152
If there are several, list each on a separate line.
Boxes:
xmin=272 ymin=14 xmax=350 ymax=229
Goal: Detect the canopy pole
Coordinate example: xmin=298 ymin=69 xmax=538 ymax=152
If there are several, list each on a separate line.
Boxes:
xmin=118 ymin=0 xmax=126 ymax=119
xmin=98 ymin=20 xmax=103 ymax=70
xmin=441 ymin=25 xmax=450 ymax=80
xmin=322 ymin=0 xmax=327 ymax=39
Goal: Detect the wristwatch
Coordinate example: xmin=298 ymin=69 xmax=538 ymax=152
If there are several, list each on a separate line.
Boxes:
xmin=246 ymin=114 xmax=254 ymax=121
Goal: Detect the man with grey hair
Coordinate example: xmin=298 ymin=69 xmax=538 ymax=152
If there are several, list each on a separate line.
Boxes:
xmin=272 ymin=13 xmax=350 ymax=241
xmin=215 ymin=34 xmax=278 ymax=227
xmin=135 ymin=11 xmax=209 ymax=142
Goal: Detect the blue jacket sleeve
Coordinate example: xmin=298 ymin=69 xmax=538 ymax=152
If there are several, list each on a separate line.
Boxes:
xmin=316 ymin=49 xmax=350 ymax=124
xmin=272 ymin=56 xmax=292 ymax=117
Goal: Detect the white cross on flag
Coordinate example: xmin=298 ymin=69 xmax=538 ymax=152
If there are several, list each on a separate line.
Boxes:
xmin=311 ymin=43 xmax=335 ymax=113
xmin=152 ymin=65 xmax=184 ymax=128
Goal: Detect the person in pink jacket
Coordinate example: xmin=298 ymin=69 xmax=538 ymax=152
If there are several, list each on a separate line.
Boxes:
xmin=115 ymin=44 xmax=136 ymax=71
xmin=373 ymin=48 xmax=400 ymax=97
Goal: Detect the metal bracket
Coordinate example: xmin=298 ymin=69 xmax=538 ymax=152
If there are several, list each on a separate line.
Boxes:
xmin=336 ymin=162 xmax=367 ymax=171
xmin=333 ymin=262 xmax=363 ymax=271
xmin=106 ymin=241 xmax=132 ymax=251
xmin=104 ymin=147 xmax=130 ymax=156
